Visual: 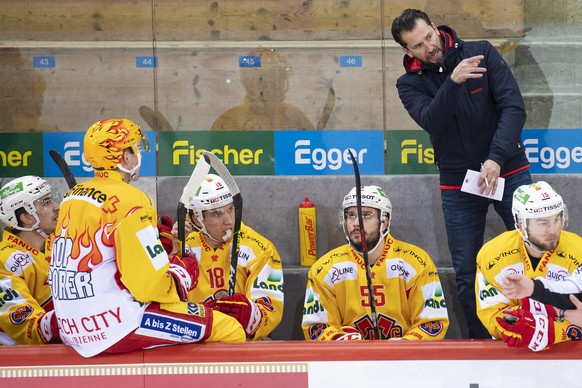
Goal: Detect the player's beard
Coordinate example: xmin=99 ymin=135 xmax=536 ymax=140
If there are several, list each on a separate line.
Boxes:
xmin=527 ymin=232 xmax=560 ymax=253
xmin=349 ymin=227 xmax=381 ymax=253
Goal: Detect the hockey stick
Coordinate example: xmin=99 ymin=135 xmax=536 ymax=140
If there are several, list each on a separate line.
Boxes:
xmin=347 ymin=149 xmax=380 ymax=340
xmin=139 ymin=105 xmax=174 ymax=131
xmin=203 ymin=151 xmax=243 ymax=296
xmin=49 ymin=149 xmax=77 ymax=189
xmin=316 ymin=85 xmax=336 ymax=130
xmin=177 ymin=154 xmax=212 ymax=256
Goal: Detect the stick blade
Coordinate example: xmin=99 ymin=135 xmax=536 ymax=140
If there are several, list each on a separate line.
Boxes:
xmin=177 ymin=153 xmax=212 ymax=257
xmin=139 ymin=105 xmax=174 ymax=131
xmin=316 ymin=87 xmax=336 ymax=130
xmin=49 ymin=149 xmax=77 ymax=189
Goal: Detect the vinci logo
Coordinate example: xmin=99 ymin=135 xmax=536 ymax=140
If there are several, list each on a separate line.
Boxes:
xmin=43 ymin=132 xmax=156 ymax=177
xmin=275 ymin=130 xmax=384 ymax=175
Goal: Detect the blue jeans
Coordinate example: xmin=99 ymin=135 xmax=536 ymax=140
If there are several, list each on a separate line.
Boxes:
xmin=441 ymin=168 xmax=532 ymax=339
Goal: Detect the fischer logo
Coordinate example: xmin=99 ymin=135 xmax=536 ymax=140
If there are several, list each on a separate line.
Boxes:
xmin=400 ymin=139 xmax=434 ymax=164
xmin=172 ymin=140 xmax=264 ymax=165
xmin=63 ymin=141 xmax=93 ymax=172
xmin=294 ymin=140 xmax=367 ymax=171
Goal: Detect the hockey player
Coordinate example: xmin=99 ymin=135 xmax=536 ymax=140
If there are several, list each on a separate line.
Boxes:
xmin=0 ymin=175 xmax=60 ymax=344
xmin=49 ymin=119 xmax=245 ymax=358
xmin=476 ymin=181 xmax=582 ymax=351
xmin=160 ymin=174 xmax=284 ymax=340
xmin=301 ymin=185 xmax=449 ymax=340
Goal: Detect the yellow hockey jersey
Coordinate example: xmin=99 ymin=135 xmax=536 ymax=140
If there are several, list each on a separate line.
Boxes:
xmin=0 ymin=229 xmax=54 ymax=344
xmin=50 ymin=171 xmax=217 ymax=357
xmin=185 ymin=222 xmax=284 ymax=340
xmin=476 ymin=229 xmax=582 ymax=344
xmin=302 ymin=234 xmax=449 ymax=340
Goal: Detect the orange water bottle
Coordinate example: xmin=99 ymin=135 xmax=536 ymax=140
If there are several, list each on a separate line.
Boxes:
xmin=299 ymin=197 xmax=317 ymax=266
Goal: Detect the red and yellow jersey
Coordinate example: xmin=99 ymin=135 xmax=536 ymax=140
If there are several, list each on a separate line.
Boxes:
xmin=302 ymin=234 xmax=449 ymax=341
xmin=0 ymin=229 xmax=54 ymax=344
xmin=476 ymin=229 xmax=582 ymax=344
xmin=185 ymin=222 xmax=284 ymax=340
xmin=50 ymin=170 xmax=181 ymax=357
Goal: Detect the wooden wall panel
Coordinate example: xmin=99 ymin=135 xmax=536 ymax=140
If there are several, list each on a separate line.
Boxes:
xmin=0 ymin=0 xmax=524 ymax=41
xmin=0 ymin=38 xmax=515 ymax=132
xmin=0 ymin=0 xmax=523 ymax=132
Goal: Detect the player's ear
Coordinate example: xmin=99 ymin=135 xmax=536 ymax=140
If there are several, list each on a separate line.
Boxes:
xmin=18 ymin=212 xmax=34 ymax=227
xmin=189 ymin=211 xmax=203 ymax=229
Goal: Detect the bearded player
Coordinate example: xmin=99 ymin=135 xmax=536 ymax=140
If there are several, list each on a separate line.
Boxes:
xmin=476 ymin=181 xmax=582 ymax=351
xmin=301 ymin=185 xmax=449 ymax=340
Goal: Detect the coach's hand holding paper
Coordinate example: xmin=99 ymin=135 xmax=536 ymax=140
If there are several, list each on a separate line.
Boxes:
xmin=461 ymin=164 xmax=505 ymax=201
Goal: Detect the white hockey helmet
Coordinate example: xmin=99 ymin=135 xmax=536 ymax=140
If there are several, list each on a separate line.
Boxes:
xmin=340 ymin=185 xmax=392 ymax=253
xmin=512 ymin=181 xmax=567 ymax=238
xmin=341 ymin=185 xmax=392 ymax=223
xmin=0 ymin=176 xmax=52 ymax=232
xmin=189 ymin=173 xmax=233 ymax=219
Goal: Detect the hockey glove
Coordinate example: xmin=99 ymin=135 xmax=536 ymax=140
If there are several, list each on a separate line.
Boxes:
xmin=496 ymin=308 xmax=555 ymax=352
xmin=167 ymin=252 xmax=199 ymax=301
xmin=331 ymin=326 xmax=363 ymax=341
xmin=207 ymin=293 xmax=262 ymax=336
xmin=38 ymin=310 xmax=61 ymax=344
xmin=157 ymin=214 xmax=175 ymax=255
xmin=521 ymin=298 xmax=558 ymax=319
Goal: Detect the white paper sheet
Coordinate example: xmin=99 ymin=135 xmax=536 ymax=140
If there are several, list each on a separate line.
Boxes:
xmin=460 ymin=169 xmax=505 ymax=201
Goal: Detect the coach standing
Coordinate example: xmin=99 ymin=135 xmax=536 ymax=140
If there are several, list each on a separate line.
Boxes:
xmin=391 ymin=9 xmax=531 ymax=338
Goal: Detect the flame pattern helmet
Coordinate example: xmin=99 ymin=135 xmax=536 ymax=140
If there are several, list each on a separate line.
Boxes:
xmin=0 ymin=175 xmax=51 ymax=230
xmin=512 ymin=181 xmax=567 ymax=234
xmin=83 ymin=118 xmax=150 ymax=170
xmin=188 ymin=174 xmax=233 ymax=222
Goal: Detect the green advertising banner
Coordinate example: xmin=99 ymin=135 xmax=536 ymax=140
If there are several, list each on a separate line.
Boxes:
xmin=385 ymin=130 xmax=438 ymax=174
xmin=158 ymin=131 xmax=274 ymax=176
xmin=0 ymin=133 xmax=44 ymax=177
